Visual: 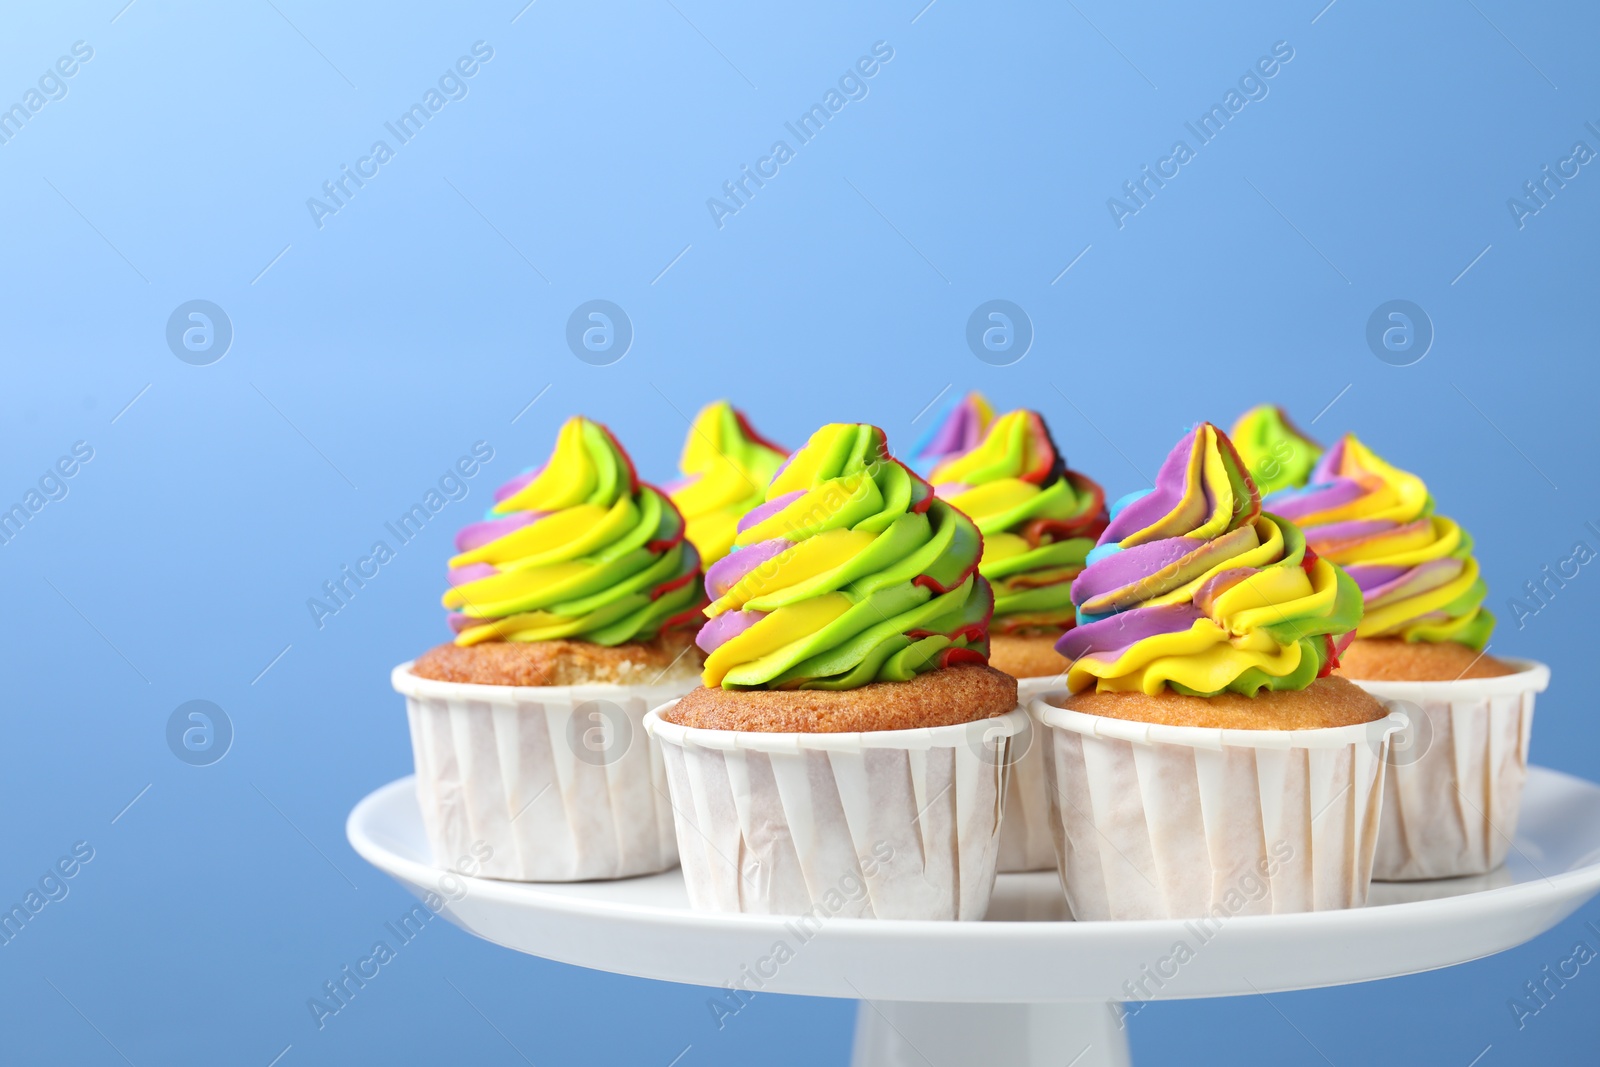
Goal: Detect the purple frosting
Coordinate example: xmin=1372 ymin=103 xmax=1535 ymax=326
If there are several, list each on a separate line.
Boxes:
xmin=1101 ymin=438 xmax=1195 ymax=544
xmin=1311 ymin=437 xmax=1349 ymax=482
xmin=492 ymin=465 xmax=544 ymax=503
xmin=1266 ymin=479 xmax=1365 ymax=522
xmin=1294 ymin=517 xmax=1392 ymax=544
xmin=455 ymin=510 xmax=541 ymax=553
xmin=661 ymin=472 xmax=697 ymax=496
xmin=448 ymin=563 xmax=498 ymax=586
xmin=1344 ymin=563 xmax=1408 ymax=593
xmin=1070 ymin=537 xmax=1207 ymax=606
xmin=696 ymin=609 xmax=766 ymax=654
xmin=737 ymin=489 xmax=805 ymax=534
xmin=768 ymin=451 xmax=796 ymax=485
xmin=705 ymin=538 xmax=791 ymax=599
xmin=1057 ymin=602 xmax=1204 ymax=662
xmin=918 ymin=404 xmax=984 ymax=462
xmin=1349 ymin=557 xmax=1463 ymax=603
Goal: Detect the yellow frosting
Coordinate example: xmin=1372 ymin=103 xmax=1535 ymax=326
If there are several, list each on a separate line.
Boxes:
xmin=1265 ymin=434 xmax=1493 ymax=649
xmin=669 ymin=401 xmax=786 ymax=566
xmin=1058 ymin=423 xmax=1364 ymax=697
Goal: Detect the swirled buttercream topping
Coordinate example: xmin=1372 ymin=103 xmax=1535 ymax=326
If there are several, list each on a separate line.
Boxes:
xmin=699 ymin=423 xmax=994 ymax=690
xmin=1264 ymin=434 xmax=1493 ymax=649
xmin=1056 ymin=423 xmax=1363 ymax=697
xmin=667 ymin=401 xmax=787 ymax=567
xmin=930 ymin=410 xmax=1107 ymax=634
xmin=442 ymin=416 xmax=706 ymax=646
xmin=908 ymin=391 xmax=994 ymax=475
xmin=1230 ymin=404 xmax=1322 ymax=495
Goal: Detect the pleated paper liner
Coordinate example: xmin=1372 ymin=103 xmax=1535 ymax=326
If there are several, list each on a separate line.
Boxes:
xmin=646 ymin=702 xmax=1028 ymax=920
xmin=1351 ymin=659 xmax=1550 ymax=881
xmin=1031 ymin=695 xmax=1403 ymax=921
xmin=393 ymin=664 xmax=697 ymax=882
xmin=996 ymin=675 xmax=1067 ymax=873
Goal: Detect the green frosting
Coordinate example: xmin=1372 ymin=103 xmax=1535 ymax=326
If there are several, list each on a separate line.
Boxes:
xmin=929 ymin=409 xmax=1108 ymax=633
xmin=1230 ymin=404 xmax=1322 ymax=495
xmin=699 ymin=423 xmax=994 ymax=690
xmin=444 ymin=416 xmax=705 ymax=646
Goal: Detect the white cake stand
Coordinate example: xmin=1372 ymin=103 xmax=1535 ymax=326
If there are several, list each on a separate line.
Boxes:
xmin=348 ymin=766 xmax=1600 ymax=1067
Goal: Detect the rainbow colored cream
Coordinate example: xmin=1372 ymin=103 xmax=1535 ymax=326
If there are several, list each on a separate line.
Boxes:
xmin=1264 ymin=434 xmax=1494 ymax=649
xmin=442 ymin=416 xmax=706 ymax=646
xmin=698 ymin=423 xmax=993 ymax=689
xmin=1230 ymin=404 xmax=1323 ymax=495
xmin=667 ymin=401 xmax=787 ymax=567
xmin=1056 ymin=423 xmax=1363 ymax=697
xmin=907 ymin=391 xmax=994 ymax=476
xmin=930 ymin=409 xmax=1107 ymax=634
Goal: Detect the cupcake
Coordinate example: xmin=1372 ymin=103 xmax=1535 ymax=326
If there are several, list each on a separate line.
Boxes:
xmin=645 ymin=422 xmax=1026 ymax=920
xmin=1039 ymin=423 xmax=1400 ymax=921
xmin=1265 ymin=434 xmax=1550 ymax=879
xmin=927 ymin=408 xmax=1108 ymax=871
xmin=393 ymin=416 xmax=708 ymax=882
xmin=907 ymin=390 xmax=995 ymax=476
xmin=666 ymin=400 xmax=787 ymax=567
xmin=1230 ymin=403 xmax=1322 ymax=495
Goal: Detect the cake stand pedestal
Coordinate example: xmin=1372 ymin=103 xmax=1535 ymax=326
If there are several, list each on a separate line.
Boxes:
xmin=850 ymin=1002 xmax=1129 ymax=1066
xmin=348 ymin=766 xmax=1600 ymax=1067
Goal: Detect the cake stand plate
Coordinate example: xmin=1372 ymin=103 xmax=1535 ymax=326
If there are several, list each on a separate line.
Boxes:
xmin=348 ymin=766 xmax=1600 ymax=1067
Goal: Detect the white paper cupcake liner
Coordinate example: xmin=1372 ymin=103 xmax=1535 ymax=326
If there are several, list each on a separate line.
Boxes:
xmin=645 ymin=703 xmax=1028 ymax=920
xmin=1350 ymin=659 xmax=1549 ymax=882
xmin=1031 ymin=695 xmax=1404 ymax=921
xmin=393 ymin=663 xmax=698 ymax=882
xmin=996 ymin=676 xmax=1066 ymax=873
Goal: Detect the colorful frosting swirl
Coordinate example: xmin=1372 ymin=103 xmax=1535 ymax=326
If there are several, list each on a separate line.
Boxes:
xmin=698 ymin=423 xmax=993 ymax=689
xmin=667 ymin=401 xmax=787 ymax=567
xmin=1230 ymin=404 xmax=1322 ymax=495
xmin=929 ymin=410 xmax=1107 ymax=634
xmin=908 ymin=391 xmax=994 ymax=475
xmin=1265 ymin=435 xmax=1494 ymax=649
xmin=443 ymin=416 xmax=706 ymax=646
xmin=1056 ymin=423 xmax=1363 ymax=697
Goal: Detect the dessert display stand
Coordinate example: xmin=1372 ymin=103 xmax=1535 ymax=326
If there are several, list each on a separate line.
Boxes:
xmin=349 ymin=767 xmax=1600 ymax=1067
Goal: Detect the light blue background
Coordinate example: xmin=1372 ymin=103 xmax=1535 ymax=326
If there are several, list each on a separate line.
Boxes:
xmin=2 ymin=0 xmax=1597 ymax=1063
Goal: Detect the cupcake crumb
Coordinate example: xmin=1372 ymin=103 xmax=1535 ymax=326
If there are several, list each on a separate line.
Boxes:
xmin=987 ymin=631 xmax=1070 ymax=681
xmin=1055 ymin=676 xmax=1388 ymax=730
xmin=410 ymin=629 xmax=704 ymax=687
xmin=1334 ymin=637 xmax=1517 ymax=682
xmin=666 ymin=664 xmax=1018 ymax=733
